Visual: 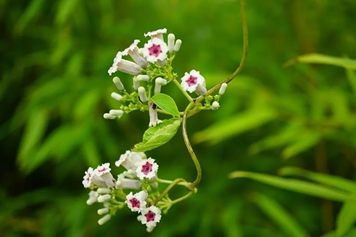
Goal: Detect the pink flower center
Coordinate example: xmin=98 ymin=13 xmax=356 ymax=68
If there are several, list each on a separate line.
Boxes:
xmin=129 ymin=198 xmax=141 ymax=208
xmin=97 ymin=167 xmax=108 ymax=173
xmin=186 ymin=75 xmax=197 ymax=87
xmin=148 ymin=44 xmax=162 ymax=57
xmin=141 ymin=162 xmax=153 ymax=175
xmin=86 ymin=173 xmax=91 ymax=182
xmin=145 ymin=211 xmax=156 ymax=222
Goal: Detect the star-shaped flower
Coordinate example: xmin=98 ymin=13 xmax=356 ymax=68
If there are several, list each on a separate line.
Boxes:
xmin=125 ymin=190 xmax=148 ymax=212
xmin=135 ymin=158 xmax=159 ymax=180
xmin=180 ymin=69 xmax=206 ymax=95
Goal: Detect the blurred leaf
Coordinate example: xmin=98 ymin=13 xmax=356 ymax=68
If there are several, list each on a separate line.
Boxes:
xmin=20 ymin=125 xmax=86 ymax=173
xmin=55 ymin=0 xmax=80 ymax=25
xmin=286 ymin=54 xmax=356 ymax=70
xmin=282 ymin=131 xmax=320 ymax=159
xmin=229 ymin=171 xmax=354 ymax=202
xmin=322 ymin=228 xmax=356 ymax=237
xmin=151 ymin=93 xmax=180 ymax=117
xmin=253 ymin=193 xmax=309 ymax=237
xmin=346 ymin=68 xmax=356 ymax=97
xmin=17 ymin=109 xmax=47 ymax=165
xmin=193 ymin=107 xmax=276 ymax=144
xmin=279 ymin=167 xmax=356 ymax=193
xmin=14 ymin=0 xmax=45 ymax=34
xmin=132 ymin=118 xmax=181 ymax=152
xmin=336 ymin=201 xmax=356 ymax=237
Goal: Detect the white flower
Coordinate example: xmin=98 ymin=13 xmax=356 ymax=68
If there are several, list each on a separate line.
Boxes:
xmin=116 ymin=174 xmax=142 ymax=190
xmin=144 ymin=28 xmax=167 ymax=40
xmin=135 ymin=158 xmax=159 ymax=180
xmin=180 ymin=70 xmax=206 ymax=94
xmin=148 ymin=103 xmax=162 ymax=127
xmin=95 ymin=163 xmax=116 ymax=187
xmin=82 ymin=167 xmax=95 ymax=188
xmin=125 ymin=190 xmax=148 ymax=212
xmin=108 ymin=52 xmax=143 ymax=76
xmin=138 ymin=206 xmax=162 ymax=228
xmin=142 ymin=38 xmax=168 ymax=63
xmin=122 ymin=40 xmax=148 ymax=68
xmin=115 ymin=150 xmax=145 ymax=171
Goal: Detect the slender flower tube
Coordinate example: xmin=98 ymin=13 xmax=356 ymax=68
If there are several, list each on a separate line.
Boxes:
xmin=116 ymin=174 xmax=142 ymax=190
xmin=108 ymin=52 xmax=142 ymax=76
xmin=115 ymin=150 xmax=145 ymax=171
xmin=148 ymin=102 xmax=162 ymax=127
xmin=122 ymin=40 xmax=148 ymax=68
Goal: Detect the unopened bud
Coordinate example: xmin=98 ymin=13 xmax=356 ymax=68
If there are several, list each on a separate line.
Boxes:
xmin=137 ymin=74 xmax=150 ymax=81
xmin=98 ymin=214 xmax=111 ymax=225
xmin=109 ymin=109 xmax=123 ymax=116
xmin=97 ymin=194 xmax=111 ymax=203
xmin=219 ymin=83 xmax=227 ymax=95
xmin=97 ymin=207 xmax=109 ymax=215
xmin=168 ymin=34 xmax=175 ymax=53
xmin=138 ymin=87 xmax=148 ymax=102
xmin=111 ymin=92 xmax=122 ymax=101
xmin=174 ymin=39 xmax=182 ymax=52
xmin=212 ymin=101 xmax=220 ymax=110
xmin=113 ymin=77 xmax=124 ymax=90
xmin=103 ymin=113 xmax=116 ymax=120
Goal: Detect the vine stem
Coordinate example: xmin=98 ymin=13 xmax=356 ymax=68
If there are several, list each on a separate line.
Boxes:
xmin=182 ymin=102 xmax=202 ymax=189
xmin=195 ymin=0 xmax=248 ymax=104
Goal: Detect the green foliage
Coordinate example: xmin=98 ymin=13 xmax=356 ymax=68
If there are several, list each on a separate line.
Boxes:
xmin=151 ymin=94 xmax=180 ymax=117
xmin=2 ymin=0 xmax=356 ymax=236
xmin=132 ymin=118 xmax=181 ymax=152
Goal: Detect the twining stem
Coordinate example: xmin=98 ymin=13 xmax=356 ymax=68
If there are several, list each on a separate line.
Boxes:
xmin=183 ymin=102 xmax=202 ymax=189
xmin=171 ymin=190 xmax=194 ymax=205
xmin=196 ymin=0 xmax=248 ymax=104
xmin=152 ymin=178 xmax=187 ymax=206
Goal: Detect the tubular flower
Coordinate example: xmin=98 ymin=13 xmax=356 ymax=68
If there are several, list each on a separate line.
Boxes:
xmin=138 ymin=206 xmax=162 ymax=228
xmin=135 ymin=158 xmax=159 ymax=180
xmin=108 ymin=52 xmax=143 ymax=76
xmin=180 ymin=69 xmax=206 ymax=94
xmin=122 ymin=40 xmax=148 ymax=68
xmin=115 ymin=150 xmax=145 ymax=171
xmin=125 ymin=190 xmax=148 ymax=212
xmin=142 ymin=38 xmax=168 ymax=63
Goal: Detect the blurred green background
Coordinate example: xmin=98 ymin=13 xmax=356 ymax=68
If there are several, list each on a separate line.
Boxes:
xmin=1 ymin=0 xmax=356 ymax=236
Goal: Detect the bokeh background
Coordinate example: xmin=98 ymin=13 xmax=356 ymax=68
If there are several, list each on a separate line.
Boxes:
xmin=1 ymin=0 xmax=356 ymax=236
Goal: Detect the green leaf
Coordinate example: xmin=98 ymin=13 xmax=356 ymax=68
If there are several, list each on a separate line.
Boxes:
xmin=151 ymin=93 xmax=180 ymax=117
xmin=132 ymin=118 xmax=181 ymax=152
xmin=17 ymin=109 xmax=47 ymax=166
xmin=286 ymin=53 xmax=356 ymax=70
xmin=346 ymin=68 xmax=356 ymax=98
xmin=279 ymin=167 xmax=356 ymax=193
xmin=229 ymin=171 xmax=354 ymax=202
xmin=282 ymin=131 xmax=320 ymax=159
xmin=336 ymin=201 xmax=356 ymax=237
xmin=193 ymin=108 xmax=276 ymax=144
xmin=253 ymin=193 xmax=309 ymax=237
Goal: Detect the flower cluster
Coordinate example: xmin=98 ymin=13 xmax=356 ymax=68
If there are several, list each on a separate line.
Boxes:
xmin=83 ymin=151 xmax=161 ymax=230
xmin=103 ymin=29 xmax=224 ymax=127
